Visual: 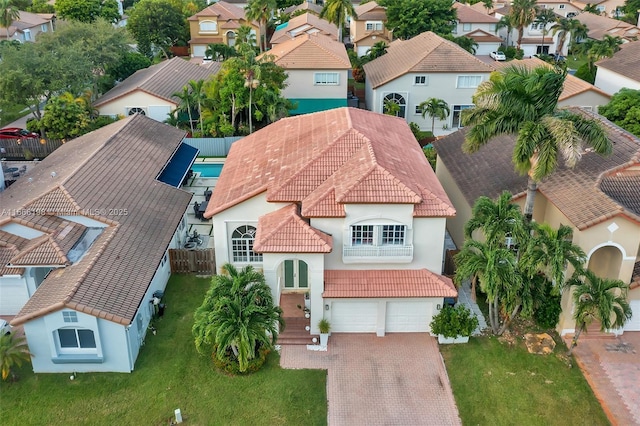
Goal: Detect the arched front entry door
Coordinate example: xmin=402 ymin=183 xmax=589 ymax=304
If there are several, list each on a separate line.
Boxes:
xmin=283 ymin=260 xmax=308 ymax=289
xmin=588 ymin=245 xmax=622 ymax=280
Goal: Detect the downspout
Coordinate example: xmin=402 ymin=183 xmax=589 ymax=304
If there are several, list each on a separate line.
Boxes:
xmin=126 ymin=325 xmax=134 ymax=372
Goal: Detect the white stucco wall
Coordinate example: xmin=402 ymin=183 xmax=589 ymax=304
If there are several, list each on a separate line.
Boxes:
xmin=97 ymin=91 xmax=176 ymax=122
xmin=595 ymin=67 xmax=640 ymax=96
xmin=558 ymin=90 xmax=611 ymax=112
xmin=283 ymin=69 xmax=349 ymax=99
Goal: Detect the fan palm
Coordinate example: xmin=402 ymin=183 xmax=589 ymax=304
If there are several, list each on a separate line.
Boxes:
xmin=535 ymin=8 xmax=557 ymax=55
xmin=462 ymin=65 xmax=612 ymax=220
xmin=419 ymin=98 xmax=450 ymax=134
xmin=245 ymin=0 xmax=276 ymax=52
xmin=0 ymin=333 xmax=32 ymax=381
xmin=510 ymin=0 xmax=538 ymax=50
xmin=320 ymin=0 xmax=356 ymax=42
xmin=0 ymin=0 xmax=19 ymax=40
xmin=566 ymin=270 xmax=632 ymax=355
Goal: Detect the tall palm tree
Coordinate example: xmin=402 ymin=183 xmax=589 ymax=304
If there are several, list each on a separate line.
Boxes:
xmin=172 ymin=86 xmax=195 ymax=135
xmin=188 ymin=79 xmax=206 ymax=136
xmin=193 ymin=263 xmax=284 ymax=373
xmin=0 ymin=0 xmax=20 ymax=40
xmin=237 ymin=24 xmax=258 ymax=48
xmin=535 ymin=8 xmax=557 ymax=55
xmin=240 ymin=48 xmax=262 ymax=134
xmin=320 ymin=0 xmax=356 ymax=42
xmin=245 ymin=0 xmax=276 ymax=52
xmin=550 ymin=18 xmax=584 ymax=56
xmin=509 ymin=0 xmax=538 ymax=50
xmin=462 ymin=66 xmax=612 ymax=219
xmin=419 ymin=98 xmax=450 ymax=134
xmin=583 ymin=3 xmax=601 ymax=15
xmin=495 ymin=15 xmax=514 ymax=47
xmin=566 ymin=270 xmax=632 ymax=355
xmin=0 ymin=333 xmax=32 ymax=381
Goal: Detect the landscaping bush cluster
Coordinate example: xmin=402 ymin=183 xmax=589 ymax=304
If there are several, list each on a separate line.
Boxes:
xmin=430 ymin=305 xmax=479 ymax=338
xmin=503 ymin=46 xmax=524 ymax=60
xmin=211 ymin=344 xmax=270 ymax=375
xmin=533 ymin=281 xmax=562 ymax=329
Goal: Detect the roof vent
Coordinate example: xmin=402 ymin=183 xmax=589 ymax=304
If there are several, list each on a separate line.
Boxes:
xmin=51 ymin=171 xmax=57 ymax=178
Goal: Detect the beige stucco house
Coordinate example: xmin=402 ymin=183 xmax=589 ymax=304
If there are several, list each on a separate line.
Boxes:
xmin=433 ymin=108 xmax=640 ymax=334
xmin=270 ymin=12 xmax=338 ymax=45
xmin=452 ymin=2 xmax=502 ymax=56
xmin=0 ymin=11 xmax=55 ymax=43
xmin=349 ymin=1 xmax=393 ymax=57
xmin=572 ymin=0 xmax=626 ymax=18
xmin=595 ymin=40 xmax=640 ymax=95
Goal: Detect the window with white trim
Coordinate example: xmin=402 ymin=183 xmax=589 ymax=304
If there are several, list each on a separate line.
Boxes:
xmin=463 ymin=23 xmax=472 ymax=31
xmin=41 ymin=24 xmax=48 ymax=32
xmin=62 ymin=311 xmax=78 ymax=323
xmin=127 ymin=107 xmax=146 ymax=116
xmin=314 ymin=72 xmax=339 ymax=85
xmin=231 ymin=225 xmax=262 ymax=263
xmin=452 ymin=105 xmax=473 ymax=128
xmin=596 ymin=5 xmax=605 ymax=11
xmin=382 ymin=92 xmax=407 ymax=118
xmin=489 ymin=24 xmax=496 ymax=32
xmin=414 ymin=75 xmax=428 ymax=85
xmin=365 ymin=21 xmax=383 ymax=31
xmin=57 ymin=328 xmax=96 ymax=350
xmin=456 ymin=75 xmax=482 ymax=88
xmin=200 ymin=20 xmax=218 ymax=33
xmin=415 ymin=105 xmax=423 ymax=115
xmin=23 ymin=29 xmax=31 ymax=41
xmin=558 ymin=4 xmax=565 ymax=9
xmin=351 ymin=225 xmax=406 ymax=246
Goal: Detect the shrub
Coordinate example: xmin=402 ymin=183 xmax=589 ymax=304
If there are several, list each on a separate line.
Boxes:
xmin=574 ymin=63 xmax=596 ymax=84
xmin=533 ymin=281 xmax=562 ymax=329
xmin=423 ymin=146 xmax=437 ymax=170
xmin=430 ymin=305 xmax=479 ymax=338
xmin=211 ymin=344 xmax=270 ymax=375
xmin=503 ymin=46 xmax=524 ymax=60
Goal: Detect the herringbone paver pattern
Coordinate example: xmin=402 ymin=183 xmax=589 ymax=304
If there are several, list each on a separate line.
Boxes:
xmin=281 ymin=333 xmax=461 ymax=426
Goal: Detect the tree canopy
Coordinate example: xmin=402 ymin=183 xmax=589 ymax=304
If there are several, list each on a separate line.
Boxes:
xmin=379 ymin=0 xmax=456 ymax=39
xmin=599 ymin=88 xmax=640 ymax=137
xmin=127 ymin=0 xmax=188 ymax=58
xmin=55 ymin=0 xmax=121 ymax=23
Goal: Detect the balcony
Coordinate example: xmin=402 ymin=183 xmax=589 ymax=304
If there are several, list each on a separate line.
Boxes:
xmin=342 ymin=245 xmax=413 ymax=263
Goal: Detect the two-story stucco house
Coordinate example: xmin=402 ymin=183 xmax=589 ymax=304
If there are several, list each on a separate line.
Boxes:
xmin=0 ymin=11 xmax=55 ymax=43
xmin=203 ymin=107 xmax=457 ymax=337
xmin=270 ymin=12 xmax=338 ymax=45
xmin=4 ymin=115 xmax=199 ymax=373
xmin=493 ymin=5 xmax=565 ymax=56
xmin=259 ymin=33 xmax=350 ymax=114
xmin=595 ymin=40 xmax=640 ymax=95
xmin=363 ymin=31 xmax=493 ymax=136
xmin=188 ymin=1 xmax=260 ymax=57
xmin=452 ymin=2 xmax=502 ymax=55
xmin=349 ymin=1 xmax=393 ymax=57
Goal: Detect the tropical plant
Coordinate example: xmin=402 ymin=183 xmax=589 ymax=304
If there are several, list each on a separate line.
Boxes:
xmin=383 ymin=98 xmax=400 ymax=116
xmin=430 ymin=305 xmax=479 ymax=338
xmin=599 ymin=88 xmax=640 ymax=137
xmin=495 ymin=15 xmax=514 ymax=47
xmin=366 ymin=40 xmax=387 ymax=60
xmin=245 ymin=0 xmax=275 ymax=52
xmin=461 ymin=66 xmax=612 ymax=219
xmin=444 ymin=34 xmax=478 ymax=54
xmin=173 ymin=85 xmax=196 ymax=134
xmin=205 ymin=43 xmax=237 ymax=61
xmin=380 ymin=0 xmax=456 ymax=39
xmin=535 ymin=8 xmax=557 ymax=54
xmin=0 ymin=0 xmax=20 ymax=40
xmin=192 ymin=263 xmax=284 ymax=373
xmin=318 ymin=318 xmax=331 ymax=334
xmin=509 ymin=0 xmax=538 ymax=49
xmin=0 ymin=333 xmax=32 ymax=381
xmin=566 ymin=270 xmax=632 ymax=355
xmin=419 ymin=98 xmax=450 ymax=134
xmin=320 ymin=0 xmax=356 ymax=42
xmin=583 ymin=3 xmax=601 ymax=14
xmin=237 ymin=24 xmax=258 ymax=48
xmin=550 ymin=18 xmax=585 ymax=56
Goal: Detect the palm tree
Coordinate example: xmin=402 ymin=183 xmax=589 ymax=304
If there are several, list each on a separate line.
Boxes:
xmin=550 ymin=18 xmax=584 ymax=56
xmin=188 ymin=79 xmax=206 ymax=136
xmin=462 ymin=66 xmax=612 ymax=220
xmin=240 ymin=48 xmax=262 ymax=133
xmin=366 ymin=40 xmax=387 ymax=60
xmin=193 ymin=263 xmax=284 ymax=373
xmin=495 ymin=15 xmax=514 ymax=47
xmin=245 ymin=0 xmax=276 ymax=52
xmin=205 ymin=43 xmax=237 ymax=61
xmin=0 ymin=0 xmax=19 ymax=40
xmin=583 ymin=3 xmax=601 ymax=15
xmin=172 ymin=86 xmax=195 ymax=135
xmin=419 ymin=98 xmax=450 ymax=134
xmin=509 ymin=0 xmax=538 ymax=50
xmin=382 ymin=98 xmax=400 ymax=116
xmin=535 ymin=8 xmax=557 ymax=55
xmin=0 ymin=333 xmax=32 ymax=381
xmin=320 ymin=0 xmax=357 ymax=42
xmin=566 ymin=270 xmax=632 ymax=355
xmin=237 ymin=24 xmax=258 ymax=48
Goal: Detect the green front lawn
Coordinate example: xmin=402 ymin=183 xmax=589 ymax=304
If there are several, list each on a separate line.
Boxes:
xmin=1 ymin=276 xmax=327 ymax=425
xmin=441 ymin=336 xmax=609 ymax=426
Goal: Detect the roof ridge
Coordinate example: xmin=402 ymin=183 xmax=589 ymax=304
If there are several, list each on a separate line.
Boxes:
xmin=415 ymin=183 xmax=456 ymax=215
xmin=258 ymin=205 xmax=297 ymax=242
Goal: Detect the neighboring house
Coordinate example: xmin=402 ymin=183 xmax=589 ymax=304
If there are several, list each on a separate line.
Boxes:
xmin=572 ymin=0 xmax=626 ymax=18
xmin=283 ymin=1 xmax=323 ymax=17
xmin=493 ymin=6 xmax=565 ymax=56
xmin=363 ymin=31 xmax=493 ymax=135
xmin=595 ymin=40 xmax=640 ymax=95
xmin=574 ymin=11 xmax=640 ymax=42
xmin=188 ymin=1 xmax=260 ymax=57
xmin=536 ymin=0 xmax=584 ymax=18
xmin=492 ymin=58 xmax=611 ymax=110
xmin=270 ymin=12 xmax=338 ymax=45
xmin=0 ymin=11 xmax=55 ymax=43
xmin=433 ymin=108 xmax=640 ymax=334
xmin=350 ymin=1 xmax=393 ymax=57
xmin=204 ymin=107 xmax=457 ymax=336
xmin=259 ymin=33 xmax=350 ymax=114
xmin=94 ymin=57 xmax=221 ymax=122
xmin=452 ymin=2 xmax=502 ymax=55
xmin=4 ymin=115 xmax=198 ymax=373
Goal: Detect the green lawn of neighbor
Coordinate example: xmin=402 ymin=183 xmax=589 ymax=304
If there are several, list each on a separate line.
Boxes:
xmin=0 ymin=275 xmax=327 ymax=426
xmin=441 ymin=336 xmax=609 ymax=426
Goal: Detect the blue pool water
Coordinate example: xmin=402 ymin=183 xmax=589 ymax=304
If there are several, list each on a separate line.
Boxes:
xmin=191 ymin=163 xmax=223 ymax=178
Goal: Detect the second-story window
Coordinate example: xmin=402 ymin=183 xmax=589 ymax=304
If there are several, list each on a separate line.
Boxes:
xmin=351 ymin=225 xmax=406 ymax=246
xmin=365 ymin=21 xmax=383 ymax=31
xmin=200 ymin=20 xmax=217 ymax=33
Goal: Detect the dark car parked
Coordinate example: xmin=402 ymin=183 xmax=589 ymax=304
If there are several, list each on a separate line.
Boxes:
xmin=0 ymin=127 xmax=39 ymax=139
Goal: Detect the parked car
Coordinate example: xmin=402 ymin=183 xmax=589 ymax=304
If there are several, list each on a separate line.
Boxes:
xmin=490 ymin=51 xmax=506 ymax=61
xmin=0 ymin=127 xmax=39 ymax=139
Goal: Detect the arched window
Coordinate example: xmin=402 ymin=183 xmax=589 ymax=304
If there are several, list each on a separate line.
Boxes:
xmin=199 ymin=20 xmax=217 ymax=33
xmin=383 ymin=93 xmax=406 ymax=118
xmin=127 ymin=107 xmax=146 ymax=116
xmin=231 ymin=225 xmax=262 ymax=262
xmin=226 ymin=31 xmax=236 ymax=47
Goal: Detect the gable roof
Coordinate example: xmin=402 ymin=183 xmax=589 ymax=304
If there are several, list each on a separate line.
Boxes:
xmin=491 ymin=58 xmax=611 ymax=102
xmin=8 ymin=115 xmax=193 ymax=326
xmin=453 ymin=2 xmax=499 ymax=23
xmin=353 ymin=1 xmax=387 ymax=21
xmin=596 ymin=40 xmax=640 ymax=83
xmin=270 ymin=12 xmax=338 ymax=44
xmin=259 ymin=32 xmax=350 ymax=69
xmin=283 ymin=1 xmax=323 ymax=15
xmin=464 ymin=28 xmax=503 ymax=43
xmin=0 ymin=10 xmax=53 ymax=38
xmin=188 ymin=1 xmax=249 ymax=22
xmin=206 ymin=107 xmax=455 ymax=219
xmin=94 ymin=57 xmax=221 ymax=107
xmin=575 ymin=12 xmax=640 ymax=41
xmin=363 ymin=31 xmax=493 ymax=89
xmin=433 ymin=108 xmax=640 ymax=230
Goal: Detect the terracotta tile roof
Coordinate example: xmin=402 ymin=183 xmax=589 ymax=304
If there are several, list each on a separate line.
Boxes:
xmin=259 ymin=32 xmax=350 ymax=69
xmin=0 ymin=248 xmax=23 ymax=276
xmin=520 ymin=37 xmax=555 ymax=44
xmin=598 ymin=170 xmax=640 ymax=216
xmin=206 ymin=108 xmax=455 ymax=219
xmin=453 ymin=2 xmax=499 ymax=23
xmin=491 ymin=58 xmax=611 ymax=102
xmin=353 ymin=1 xmax=387 ymax=21
xmin=188 ymin=1 xmax=249 ymax=22
xmin=8 ymin=235 xmax=69 ymax=266
xmin=433 ymin=108 xmax=640 ymax=230
xmin=189 ymin=36 xmax=224 ymax=45
xmin=23 ymin=187 xmax=82 ymax=215
xmin=464 ymin=29 xmax=503 ymax=43
xmin=94 ymin=57 xmax=221 ymax=107
xmin=270 ymin=13 xmax=338 ymax=45
xmin=283 ymin=2 xmax=323 ymax=15
xmin=596 ymin=40 xmax=640 ymax=83
xmin=253 ymin=204 xmax=333 ymax=253
xmin=323 ymin=269 xmax=457 ymax=298
xmin=363 ymin=31 xmax=493 ymax=89
xmin=575 ymin=12 xmax=640 ymax=41
xmin=8 ymin=115 xmax=193 ymax=326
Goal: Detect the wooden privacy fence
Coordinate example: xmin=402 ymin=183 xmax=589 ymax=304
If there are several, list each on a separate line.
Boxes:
xmin=169 ymin=248 xmax=216 ymax=275
xmin=0 ymin=138 xmax=64 ymax=160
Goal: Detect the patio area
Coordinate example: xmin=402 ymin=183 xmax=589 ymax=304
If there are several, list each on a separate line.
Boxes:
xmin=181 ymin=160 xmax=221 ymax=249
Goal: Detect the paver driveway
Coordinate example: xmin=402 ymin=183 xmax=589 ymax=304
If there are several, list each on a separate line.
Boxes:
xmin=280 ymin=333 xmax=461 ymax=426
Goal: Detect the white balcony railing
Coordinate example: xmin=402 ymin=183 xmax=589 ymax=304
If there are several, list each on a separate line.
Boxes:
xmin=343 ymin=245 xmax=413 ymax=259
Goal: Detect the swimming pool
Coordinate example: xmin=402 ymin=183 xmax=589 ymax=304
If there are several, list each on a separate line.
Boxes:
xmin=191 ymin=163 xmax=224 ymax=178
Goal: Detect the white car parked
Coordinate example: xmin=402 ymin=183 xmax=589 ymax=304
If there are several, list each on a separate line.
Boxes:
xmin=490 ymin=51 xmax=506 ymax=61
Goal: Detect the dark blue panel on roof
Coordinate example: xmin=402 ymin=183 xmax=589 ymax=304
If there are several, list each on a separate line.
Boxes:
xmin=158 ymin=142 xmax=199 ymax=187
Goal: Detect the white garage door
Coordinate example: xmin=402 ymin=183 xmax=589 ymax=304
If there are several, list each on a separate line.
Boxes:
xmin=148 ymin=105 xmax=172 ymax=122
xmin=331 ymin=301 xmax=378 ymax=332
xmin=386 ymin=301 xmax=432 ymax=332
xmin=192 ymin=45 xmax=206 ymax=57
xmin=624 ymin=300 xmax=640 ymax=331
xmin=357 ymin=45 xmax=371 ymax=57
xmin=0 ymin=281 xmax=30 ymax=315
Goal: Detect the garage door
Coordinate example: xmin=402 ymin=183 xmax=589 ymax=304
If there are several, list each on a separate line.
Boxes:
xmin=148 ymin=105 xmax=172 ymax=122
xmin=624 ymin=300 xmax=640 ymax=331
xmin=386 ymin=301 xmax=432 ymax=332
xmin=331 ymin=301 xmax=378 ymax=333
xmin=192 ymin=45 xmax=206 ymax=57
xmin=0 ymin=281 xmax=29 ymax=315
